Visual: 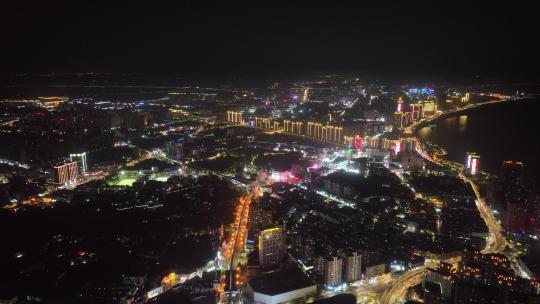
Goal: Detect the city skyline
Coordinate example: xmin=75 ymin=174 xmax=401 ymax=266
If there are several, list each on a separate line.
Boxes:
xmin=1 ymin=2 xmax=540 ymax=304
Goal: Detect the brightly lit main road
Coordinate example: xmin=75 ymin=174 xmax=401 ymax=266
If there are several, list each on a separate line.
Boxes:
xmin=415 ymin=146 xmax=507 ymax=254
xmin=378 ymin=137 xmax=508 ymax=303
xmin=380 ymin=267 xmax=424 ymax=304
xmin=462 ymin=175 xmax=507 ymax=253
xmin=380 ymin=257 xmax=462 ymax=304
xmin=224 ymin=195 xmax=251 ymax=271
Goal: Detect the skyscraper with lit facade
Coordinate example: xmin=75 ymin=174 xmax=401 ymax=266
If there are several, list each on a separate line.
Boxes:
xmin=396 ymin=96 xmax=404 ymax=112
xmin=465 ymin=152 xmax=480 ymax=176
xmin=343 ymin=252 xmax=362 ymax=283
xmin=70 ymin=152 xmax=88 ymax=173
xmin=258 ymin=226 xmax=285 ymax=266
xmin=316 ymin=256 xmax=343 ymax=287
xmin=54 ymin=161 xmax=79 ymax=185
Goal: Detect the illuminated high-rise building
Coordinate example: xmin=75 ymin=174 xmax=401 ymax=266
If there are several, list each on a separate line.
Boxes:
xmin=396 ymin=97 xmax=404 ymax=112
xmin=227 ymin=111 xmax=244 ymax=124
xmin=343 ymin=252 xmax=362 ymax=283
xmin=258 ymin=226 xmax=285 ymax=266
xmin=54 ymin=161 xmax=79 ymax=185
xmin=70 ymin=152 xmax=87 ymax=173
xmin=302 ymin=87 xmax=309 ymax=103
xmin=393 ymin=112 xmax=411 ymax=129
xmin=402 ymin=138 xmax=417 ymax=152
xmin=420 ymin=101 xmax=438 ymax=117
xmin=354 ymin=135 xmax=362 ymax=150
xmin=317 ymin=256 xmax=342 ymax=287
xmin=461 ymin=92 xmax=470 ymax=103
xmin=410 ymin=103 xmax=423 ymax=120
xmin=465 ymin=152 xmax=480 ymax=176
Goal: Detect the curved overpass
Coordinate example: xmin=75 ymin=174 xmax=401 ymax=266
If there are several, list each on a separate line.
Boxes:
xmin=380 ymin=268 xmax=424 ymax=304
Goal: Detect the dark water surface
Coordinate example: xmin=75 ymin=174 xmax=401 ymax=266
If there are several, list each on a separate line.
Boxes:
xmin=417 ymin=99 xmax=540 ymax=179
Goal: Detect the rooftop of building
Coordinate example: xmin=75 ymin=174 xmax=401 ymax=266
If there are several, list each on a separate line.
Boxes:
xmin=248 ymin=267 xmax=315 ymax=296
xmin=423 ymin=281 xmax=442 ymax=295
xmin=427 ymin=267 xmax=454 ymax=278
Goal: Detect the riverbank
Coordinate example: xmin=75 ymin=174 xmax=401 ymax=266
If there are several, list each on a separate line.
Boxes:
xmin=414 ymin=98 xmax=540 ymax=179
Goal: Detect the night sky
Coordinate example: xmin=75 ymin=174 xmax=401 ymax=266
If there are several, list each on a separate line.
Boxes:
xmin=2 ymin=1 xmax=539 ymax=81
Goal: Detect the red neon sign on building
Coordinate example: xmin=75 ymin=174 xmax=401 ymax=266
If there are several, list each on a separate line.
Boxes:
xmin=354 ymin=135 xmax=362 ymax=150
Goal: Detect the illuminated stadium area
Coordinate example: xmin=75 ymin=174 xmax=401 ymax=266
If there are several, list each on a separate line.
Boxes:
xmin=107 ymin=170 xmax=177 ymax=187
xmin=109 ymin=177 xmax=139 ymax=187
xmin=107 ymin=170 xmax=143 ymax=187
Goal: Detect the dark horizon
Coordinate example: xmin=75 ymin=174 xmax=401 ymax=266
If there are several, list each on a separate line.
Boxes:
xmin=2 ymin=1 xmax=540 ymax=82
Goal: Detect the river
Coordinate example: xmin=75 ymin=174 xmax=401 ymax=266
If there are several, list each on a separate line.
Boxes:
xmin=416 ymin=98 xmax=540 ymax=180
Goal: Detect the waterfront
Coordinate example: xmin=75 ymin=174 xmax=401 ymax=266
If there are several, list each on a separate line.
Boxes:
xmin=417 ymin=98 xmax=540 ymax=179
